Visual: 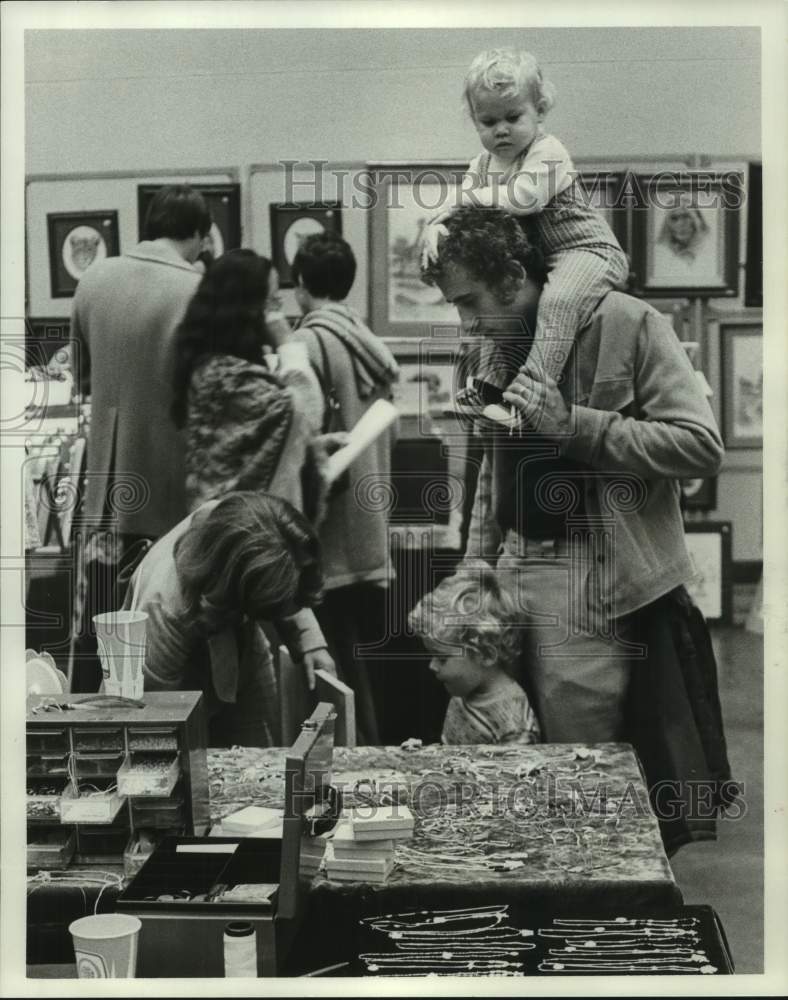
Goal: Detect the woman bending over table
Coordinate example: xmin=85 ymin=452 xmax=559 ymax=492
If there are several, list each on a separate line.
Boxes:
xmin=122 ymin=491 xmax=333 ymax=747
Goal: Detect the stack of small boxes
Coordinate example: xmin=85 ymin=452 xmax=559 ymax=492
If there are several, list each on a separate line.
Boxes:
xmin=300 ymin=833 xmax=330 ymax=879
xmin=325 ymin=805 xmax=414 ymax=884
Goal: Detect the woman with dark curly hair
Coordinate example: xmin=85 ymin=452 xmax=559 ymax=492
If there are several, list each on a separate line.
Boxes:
xmin=171 ymin=248 xmax=335 ymax=518
xmin=123 ymin=492 xmax=329 ymax=747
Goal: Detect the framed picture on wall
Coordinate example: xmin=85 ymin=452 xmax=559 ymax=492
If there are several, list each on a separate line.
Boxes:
xmin=47 ymin=211 xmax=120 ymax=298
xmin=384 ymin=337 xmax=466 ymax=419
xmin=684 ymin=521 xmax=732 ymax=625
xmin=630 ymin=173 xmax=741 ymax=297
xmin=25 ymin=317 xmax=72 ymax=370
xmin=137 ymin=183 xmax=241 ymax=258
xmin=744 ymin=163 xmax=762 ymax=308
xmin=721 ymin=319 xmax=762 ymax=448
xmin=368 ymin=163 xmax=467 ymax=337
xmin=577 ymin=171 xmax=628 ymax=250
xmin=645 ymin=297 xmax=691 ymax=340
xmin=269 ymin=202 xmax=342 ymax=287
xmin=680 ymin=476 xmax=718 ymax=511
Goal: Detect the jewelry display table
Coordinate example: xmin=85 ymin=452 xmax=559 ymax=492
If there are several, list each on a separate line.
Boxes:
xmin=28 ymin=741 xmax=680 ymax=969
xmin=211 ymin=742 xmax=677 ymax=899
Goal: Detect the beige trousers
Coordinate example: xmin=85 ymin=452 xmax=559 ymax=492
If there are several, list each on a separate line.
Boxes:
xmin=497 ymin=532 xmax=639 ymax=743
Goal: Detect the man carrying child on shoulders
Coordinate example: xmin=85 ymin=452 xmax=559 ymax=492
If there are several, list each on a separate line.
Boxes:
xmin=420 ymin=207 xmax=723 ymax=745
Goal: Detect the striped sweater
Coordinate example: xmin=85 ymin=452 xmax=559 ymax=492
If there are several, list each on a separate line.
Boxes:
xmin=441 ymin=675 xmax=541 ymax=746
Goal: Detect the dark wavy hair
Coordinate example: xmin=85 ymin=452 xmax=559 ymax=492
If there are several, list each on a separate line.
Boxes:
xmin=292 ymin=231 xmax=357 ymax=300
xmin=173 ymin=491 xmax=324 ymax=634
xmin=171 ymin=249 xmax=272 ymax=427
xmin=421 ymin=208 xmax=547 ymax=302
xmin=144 ymin=184 xmax=212 ymax=241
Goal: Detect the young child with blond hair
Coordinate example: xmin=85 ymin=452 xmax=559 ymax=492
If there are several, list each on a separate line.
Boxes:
xmin=409 ymin=565 xmax=540 ymax=745
xmin=425 ymin=47 xmax=629 ymax=389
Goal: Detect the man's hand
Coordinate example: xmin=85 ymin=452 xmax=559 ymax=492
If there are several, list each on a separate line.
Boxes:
xmin=502 ymin=358 xmax=572 ymax=438
xmin=302 ymin=648 xmax=337 ymax=691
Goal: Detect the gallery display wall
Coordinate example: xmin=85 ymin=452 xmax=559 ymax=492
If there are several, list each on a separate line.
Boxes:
xmin=24 ymin=157 xmax=763 ymax=567
xmin=21 ymin=27 xmax=763 ymax=571
xmin=26 ymin=173 xmax=237 ymax=316
xmin=25 ymin=28 xmax=760 ymax=173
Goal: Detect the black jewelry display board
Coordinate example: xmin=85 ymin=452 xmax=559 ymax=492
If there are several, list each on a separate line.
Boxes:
xmin=347 ymin=904 xmax=734 ymax=978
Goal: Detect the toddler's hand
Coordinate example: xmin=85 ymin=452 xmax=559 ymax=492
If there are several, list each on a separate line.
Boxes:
xmin=420 ymin=221 xmax=449 ymax=268
xmin=428 ymin=206 xmax=454 ymax=226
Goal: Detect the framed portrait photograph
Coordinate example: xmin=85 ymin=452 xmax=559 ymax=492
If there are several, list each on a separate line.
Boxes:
xmin=721 ymin=320 xmax=762 ymax=448
xmin=47 ymin=211 xmax=120 ymax=298
xmin=680 ymin=476 xmax=718 ymax=511
xmin=630 ymin=173 xmax=741 ymax=297
xmin=744 ymin=163 xmax=762 ymax=308
xmin=368 ymin=163 xmax=467 ymax=337
xmin=577 ymin=171 xmax=628 ymax=250
xmin=269 ymin=202 xmax=342 ymax=287
xmin=137 ymin=183 xmax=241 ymax=258
xmin=684 ymin=521 xmax=733 ymax=625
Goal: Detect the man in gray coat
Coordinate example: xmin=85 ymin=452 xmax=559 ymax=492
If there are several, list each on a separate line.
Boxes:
xmin=72 ymin=184 xmax=209 ymax=540
xmin=69 ymin=185 xmax=209 ymax=690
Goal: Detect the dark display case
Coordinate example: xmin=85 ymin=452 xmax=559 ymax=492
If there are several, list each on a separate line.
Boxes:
xmin=116 ymin=702 xmax=339 ymax=977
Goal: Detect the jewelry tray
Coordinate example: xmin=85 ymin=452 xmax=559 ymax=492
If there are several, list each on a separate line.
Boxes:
xmin=351 ymin=904 xmax=735 ymax=977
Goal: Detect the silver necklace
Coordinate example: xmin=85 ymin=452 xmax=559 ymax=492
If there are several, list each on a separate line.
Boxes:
xmin=540 ymin=958 xmax=718 ymax=974
xmin=364 ymin=904 xmax=508 ymax=932
xmin=393 ymin=943 xmax=535 ymax=954
xmin=362 ymin=957 xmax=522 ymax=972
xmin=539 ymin=927 xmax=700 ymax=941
xmin=549 ymin=946 xmax=706 ymax=959
xmin=370 ymin=970 xmax=526 ymax=977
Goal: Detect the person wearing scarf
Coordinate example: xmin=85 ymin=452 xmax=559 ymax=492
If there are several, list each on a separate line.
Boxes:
xmin=291 ymin=232 xmax=400 ymax=744
xmin=172 ymin=249 xmax=327 ymax=517
xmin=169 ymin=250 xmax=338 ymax=730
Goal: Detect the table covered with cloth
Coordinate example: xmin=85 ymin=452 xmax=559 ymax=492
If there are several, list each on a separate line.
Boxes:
xmin=27 ymin=742 xmax=680 ymax=967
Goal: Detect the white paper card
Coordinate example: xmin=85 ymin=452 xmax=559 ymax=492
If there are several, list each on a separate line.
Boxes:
xmin=324 ymin=399 xmax=399 ymax=484
xmin=176 ymin=842 xmax=239 ymax=854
